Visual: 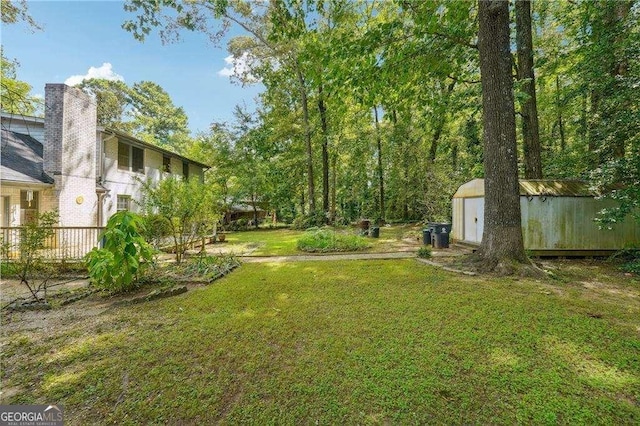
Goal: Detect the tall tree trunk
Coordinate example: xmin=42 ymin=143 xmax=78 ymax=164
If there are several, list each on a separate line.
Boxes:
xmin=330 ymin=153 xmax=337 ymax=223
xmin=515 ymin=0 xmax=543 ymax=179
xmin=295 ymin=65 xmax=315 ymax=213
xmin=392 ymin=109 xmax=410 ymax=220
xmin=477 ymin=0 xmax=528 ymax=270
xmin=373 ymin=106 xmax=385 ymax=221
xmin=428 ymin=80 xmax=456 ymax=162
xmin=300 ymin=177 xmax=306 ymax=216
xmin=555 ymin=76 xmax=566 ymax=151
xmin=318 ymin=83 xmax=330 ymax=219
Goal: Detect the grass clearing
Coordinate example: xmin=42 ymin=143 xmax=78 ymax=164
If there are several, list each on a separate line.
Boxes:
xmin=297 ymin=228 xmax=369 ymax=252
xmin=2 ymin=258 xmax=639 ymax=424
xmin=223 ymin=225 xmax=422 ymax=256
xmin=224 ymin=228 xmax=303 ymax=255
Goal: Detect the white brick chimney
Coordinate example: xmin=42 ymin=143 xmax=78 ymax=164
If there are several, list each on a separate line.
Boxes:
xmin=44 ymin=84 xmax=99 ymax=226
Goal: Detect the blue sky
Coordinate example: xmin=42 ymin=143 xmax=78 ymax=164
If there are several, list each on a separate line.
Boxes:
xmin=2 ymin=0 xmax=263 ymax=134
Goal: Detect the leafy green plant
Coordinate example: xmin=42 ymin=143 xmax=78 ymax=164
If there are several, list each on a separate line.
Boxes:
xmin=417 ymin=246 xmax=432 ymax=258
xmin=610 ymin=247 xmax=640 ymax=275
xmin=139 ymin=176 xmax=220 ymax=263
xmin=4 ymin=210 xmax=59 ymax=302
xmin=141 ymin=213 xmax=172 ymax=247
xmin=86 ymin=211 xmax=155 ymax=293
xmin=297 ymin=228 xmax=368 ymax=253
xmin=291 ymin=210 xmax=327 ymax=230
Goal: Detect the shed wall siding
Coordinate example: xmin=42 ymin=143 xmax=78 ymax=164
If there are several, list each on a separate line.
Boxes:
xmin=451 ymin=198 xmax=464 ymax=241
xmin=521 ymin=197 xmax=640 ymax=250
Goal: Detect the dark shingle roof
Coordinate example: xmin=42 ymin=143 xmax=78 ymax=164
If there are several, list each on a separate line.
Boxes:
xmin=0 ymin=129 xmax=54 ymax=185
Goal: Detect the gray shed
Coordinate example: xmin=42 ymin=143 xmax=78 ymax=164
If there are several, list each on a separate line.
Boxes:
xmin=451 ymin=178 xmax=640 ymax=256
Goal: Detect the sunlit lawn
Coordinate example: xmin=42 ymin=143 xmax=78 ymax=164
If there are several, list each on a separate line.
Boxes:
xmin=224 ymin=224 xmax=422 ymax=256
xmin=3 ymin=259 xmax=639 ymax=424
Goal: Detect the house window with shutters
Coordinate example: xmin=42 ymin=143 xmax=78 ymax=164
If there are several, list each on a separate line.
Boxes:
xmin=118 ymin=141 xmax=145 ymax=174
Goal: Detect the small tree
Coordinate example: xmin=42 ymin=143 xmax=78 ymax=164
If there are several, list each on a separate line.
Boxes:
xmin=85 ymin=211 xmax=154 ymax=293
xmin=7 ymin=210 xmax=59 ymax=302
xmin=139 ymin=176 xmax=220 ymax=263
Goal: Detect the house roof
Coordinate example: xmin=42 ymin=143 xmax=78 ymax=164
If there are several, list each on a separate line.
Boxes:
xmin=0 ymin=129 xmax=54 ymax=186
xmin=103 ymin=128 xmax=211 ymax=170
xmin=228 ymin=202 xmax=266 ymax=213
xmin=453 ymin=178 xmax=597 ymax=198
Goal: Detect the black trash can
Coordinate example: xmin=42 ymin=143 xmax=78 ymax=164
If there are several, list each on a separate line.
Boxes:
xmin=422 ymin=228 xmax=432 ymax=245
xmin=370 ymin=226 xmax=380 ymax=238
xmin=431 ymin=223 xmax=451 ymax=249
xmin=432 ymin=232 xmax=449 ymax=249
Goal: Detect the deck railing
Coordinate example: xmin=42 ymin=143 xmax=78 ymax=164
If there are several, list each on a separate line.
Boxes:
xmin=1 ymin=227 xmax=105 ymax=262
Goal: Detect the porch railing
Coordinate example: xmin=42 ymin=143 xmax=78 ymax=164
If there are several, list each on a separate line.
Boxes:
xmin=1 ymin=227 xmax=105 ymax=262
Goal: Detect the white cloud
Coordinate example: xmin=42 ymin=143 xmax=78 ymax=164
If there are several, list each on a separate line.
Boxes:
xmin=217 ymin=53 xmax=259 ymax=83
xmin=64 ymin=62 xmax=124 ymax=86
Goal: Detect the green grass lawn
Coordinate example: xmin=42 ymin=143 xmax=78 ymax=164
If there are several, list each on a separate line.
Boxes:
xmin=224 ymin=228 xmax=304 ymax=255
xmin=3 ymin=259 xmax=639 ymax=424
xmin=224 ymin=225 xmax=422 ymax=256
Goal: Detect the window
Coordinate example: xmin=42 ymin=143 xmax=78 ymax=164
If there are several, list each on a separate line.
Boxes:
xmin=118 ymin=142 xmax=130 ymax=171
xmin=117 ymin=195 xmax=131 ymax=212
xmin=20 ymin=190 xmax=39 ymax=224
xmin=163 ymin=156 xmax=171 ymax=173
xmin=118 ymin=141 xmax=144 ymax=174
xmin=183 ymin=161 xmax=189 ymax=179
xmin=132 ymin=146 xmax=144 ymax=173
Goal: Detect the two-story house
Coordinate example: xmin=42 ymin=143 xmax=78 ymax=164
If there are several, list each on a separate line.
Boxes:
xmin=1 ymin=83 xmax=209 ymax=228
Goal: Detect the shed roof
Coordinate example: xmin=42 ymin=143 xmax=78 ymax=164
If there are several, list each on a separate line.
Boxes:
xmin=453 ymin=178 xmax=596 ymax=198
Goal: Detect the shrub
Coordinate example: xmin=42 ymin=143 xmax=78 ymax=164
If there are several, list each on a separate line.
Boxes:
xmin=139 ymin=176 xmax=220 ymax=263
xmin=297 ymin=228 xmax=368 ymax=253
xmin=3 ymin=210 xmax=59 ymax=302
xmin=417 ymin=246 xmax=432 ymax=259
xmin=86 ymin=211 xmax=155 ymax=293
xmin=610 ymin=247 xmax=640 ymax=275
xmin=291 ymin=210 xmax=327 ymax=230
xmin=142 ymin=214 xmax=172 ymax=247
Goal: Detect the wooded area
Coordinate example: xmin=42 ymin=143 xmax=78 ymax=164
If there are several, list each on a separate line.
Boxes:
xmin=2 ymin=0 xmax=638 ymax=268
xmin=117 ymin=0 xmax=638 ymax=228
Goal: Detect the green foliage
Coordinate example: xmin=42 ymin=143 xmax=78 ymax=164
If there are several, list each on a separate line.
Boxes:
xmin=119 ymin=0 xmax=638 ymax=238
xmin=610 ymin=248 xmax=640 ymax=275
xmin=86 ymin=211 xmax=154 ymax=293
xmin=5 ymin=210 xmax=58 ymax=302
xmin=417 ymin=246 xmax=432 ymax=259
xmin=291 ymin=210 xmax=327 ymax=230
xmin=296 ymin=228 xmax=368 ymax=253
xmin=77 ymin=78 xmax=191 ymax=152
xmin=77 ymin=79 xmax=131 ymax=128
xmin=139 ymin=176 xmax=220 ymax=263
xmin=141 ymin=213 xmax=172 ymax=247
xmin=1 ymin=48 xmax=42 ymax=115
xmin=175 ymin=254 xmax=240 ymax=282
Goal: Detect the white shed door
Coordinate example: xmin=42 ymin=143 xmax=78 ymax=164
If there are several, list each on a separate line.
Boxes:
xmin=464 ymin=197 xmax=484 ymax=243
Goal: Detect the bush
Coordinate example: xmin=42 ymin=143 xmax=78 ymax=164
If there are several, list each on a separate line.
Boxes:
xmin=297 ymin=228 xmax=369 ymax=253
xmin=291 ymin=210 xmax=327 ymax=230
xmin=142 ymin=214 xmax=172 ymax=247
xmin=4 ymin=210 xmax=59 ymax=302
xmin=86 ymin=211 xmax=155 ymax=293
xmin=417 ymin=246 xmax=432 ymax=259
xmin=610 ymin=248 xmax=640 ymax=275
